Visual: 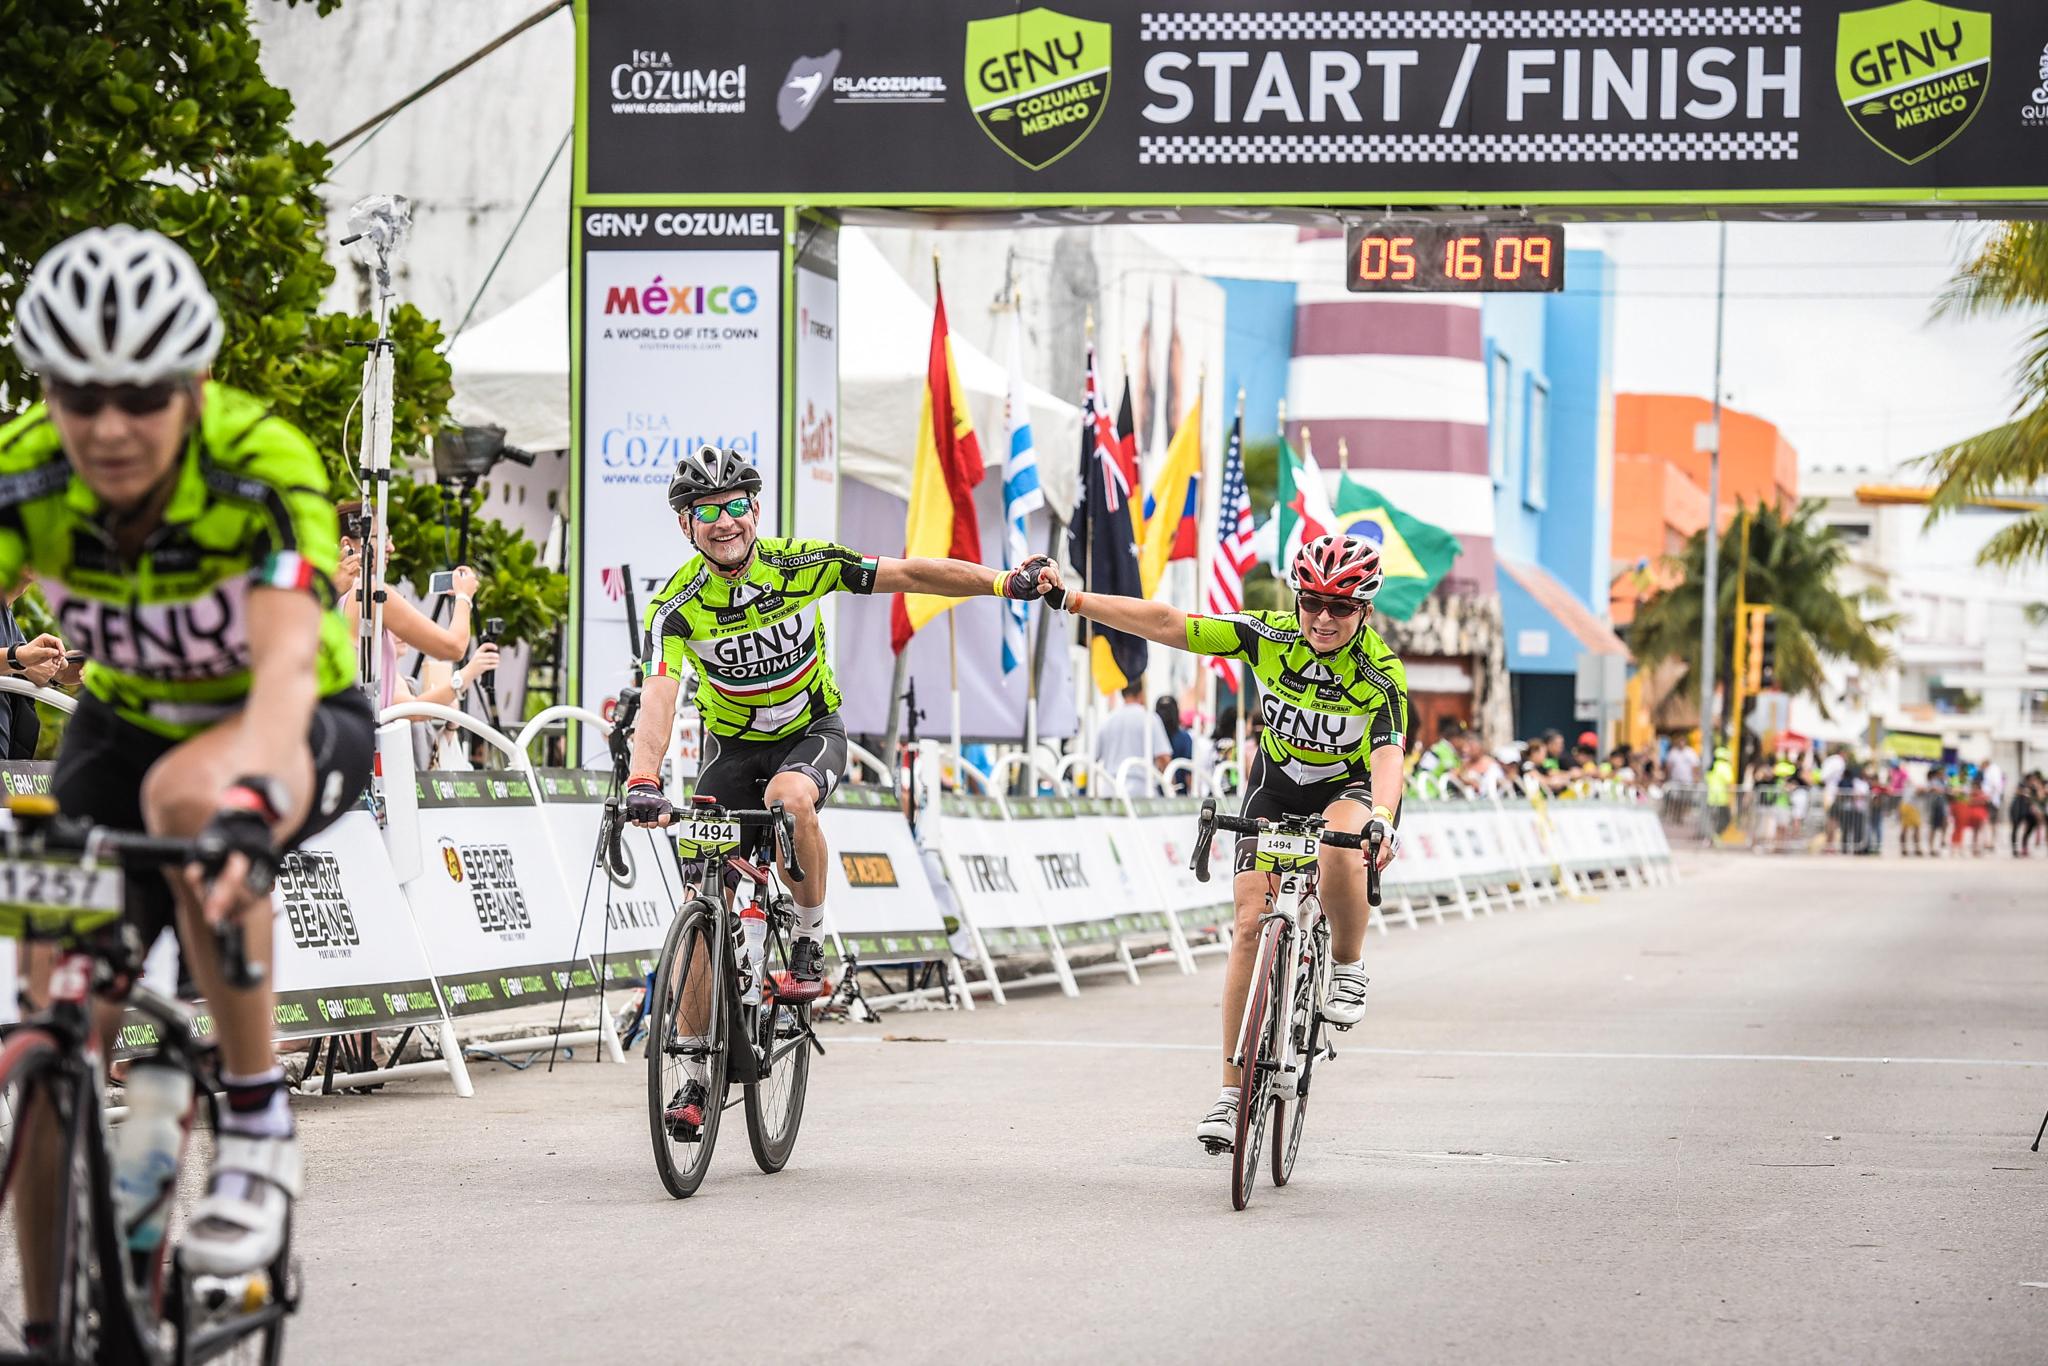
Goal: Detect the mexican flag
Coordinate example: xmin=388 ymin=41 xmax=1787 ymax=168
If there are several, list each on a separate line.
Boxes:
xmin=1333 ymin=475 xmax=1463 ymax=621
xmin=1272 ymin=429 xmax=1339 ymax=571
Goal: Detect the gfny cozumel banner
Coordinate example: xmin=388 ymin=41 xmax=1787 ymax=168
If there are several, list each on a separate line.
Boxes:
xmin=578 ymin=1 xmax=2048 ymax=212
xmin=576 ymin=207 xmax=783 ymax=729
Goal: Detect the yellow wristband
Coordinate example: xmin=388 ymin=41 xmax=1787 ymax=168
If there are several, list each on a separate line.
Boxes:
xmin=1372 ymin=806 xmax=1395 ymax=822
xmin=992 ymin=570 xmax=1006 ymax=597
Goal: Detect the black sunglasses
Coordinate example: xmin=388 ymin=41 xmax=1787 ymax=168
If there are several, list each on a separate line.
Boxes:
xmin=46 ymin=380 xmax=184 ymax=417
xmin=1297 ymin=593 xmax=1363 ymax=620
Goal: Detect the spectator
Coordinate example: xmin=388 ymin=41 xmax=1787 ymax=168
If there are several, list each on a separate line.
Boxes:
xmin=2012 ymin=774 xmax=2043 ymax=857
xmin=1416 ymin=717 xmax=1467 ymax=787
xmin=1154 ymin=697 xmax=1194 ymax=794
xmin=334 ymin=499 xmax=481 ymax=710
xmin=1897 ymin=771 xmax=1926 ymax=856
xmin=1666 ymin=732 xmax=1701 ymax=787
xmin=1096 ymin=678 xmax=1170 ymax=796
xmin=0 ymin=579 xmax=82 ymax=759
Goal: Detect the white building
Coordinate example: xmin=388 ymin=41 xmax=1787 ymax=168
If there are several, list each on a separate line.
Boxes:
xmin=1803 ymin=462 xmax=2048 ymax=774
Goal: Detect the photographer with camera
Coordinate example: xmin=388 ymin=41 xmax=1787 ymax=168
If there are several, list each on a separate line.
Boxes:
xmin=333 ymin=499 xmax=483 ymax=711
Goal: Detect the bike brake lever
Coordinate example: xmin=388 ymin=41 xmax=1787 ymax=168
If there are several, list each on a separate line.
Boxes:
xmin=775 ymin=805 xmax=807 ymax=884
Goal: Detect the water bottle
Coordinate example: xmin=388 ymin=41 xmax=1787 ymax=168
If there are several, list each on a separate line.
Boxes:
xmin=111 ymin=1060 xmax=193 ymax=1253
xmin=738 ymin=903 xmax=768 ymax=1006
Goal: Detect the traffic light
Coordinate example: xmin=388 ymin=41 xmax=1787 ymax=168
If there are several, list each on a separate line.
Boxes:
xmin=1743 ymin=605 xmax=1767 ymax=693
xmin=1757 ymin=608 xmax=1778 ymax=690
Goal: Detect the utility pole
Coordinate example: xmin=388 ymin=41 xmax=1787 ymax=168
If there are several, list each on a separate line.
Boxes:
xmin=1696 ymin=223 xmax=1728 ymax=839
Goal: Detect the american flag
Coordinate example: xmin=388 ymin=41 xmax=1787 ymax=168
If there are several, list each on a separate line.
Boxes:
xmin=1203 ymin=412 xmax=1252 ymax=680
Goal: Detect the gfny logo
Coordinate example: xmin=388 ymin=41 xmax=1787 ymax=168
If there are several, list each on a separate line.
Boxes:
xmin=1836 ymin=1 xmax=1992 ymax=164
xmin=965 ymin=6 xmax=1112 ymax=170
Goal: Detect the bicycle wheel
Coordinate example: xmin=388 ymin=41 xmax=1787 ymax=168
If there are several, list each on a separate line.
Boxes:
xmin=1273 ymin=921 xmax=1328 ymax=1188
xmin=743 ymin=904 xmax=814 ymax=1174
xmin=647 ymin=904 xmax=729 ymax=1198
xmin=0 ymin=1029 xmax=119 ymax=1362
xmin=167 ymin=1123 xmax=292 ymax=1366
xmin=1230 ymin=921 xmax=1288 ymax=1211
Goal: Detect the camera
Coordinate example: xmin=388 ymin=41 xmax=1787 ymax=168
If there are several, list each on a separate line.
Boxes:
xmin=341 ymin=511 xmax=369 ymax=542
xmin=483 ymin=617 xmax=505 ymax=642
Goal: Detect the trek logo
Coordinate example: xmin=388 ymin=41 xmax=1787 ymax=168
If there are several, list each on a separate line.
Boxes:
xmin=840 ymin=852 xmax=899 ymax=888
xmin=1261 ymin=695 xmax=1367 ymax=755
xmin=609 ymin=49 xmax=746 ymax=115
xmin=1035 ymin=851 xmax=1089 ymax=891
xmin=960 ymin=853 xmax=1019 ymax=895
xmin=45 ymin=581 xmax=247 ymax=683
xmin=1837 ymin=1 xmax=1992 ymax=163
xmin=779 ymin=51 xmax=841 ymax=130
xmin=604 ymin=277 xmax=759 ymax=317
xmin=278 ymin=851 xmax=359 ymax=955
xmin=965 ymin=7 xmax=1112 ymax=169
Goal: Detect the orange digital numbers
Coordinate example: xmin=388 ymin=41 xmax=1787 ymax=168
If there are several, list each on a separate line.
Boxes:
xmin=1444 ymin=235 xmax=1485 ymax=281
xmin=1357 ymin=235 xmax=1418 ymax=282
xmin=1493 ymin=235 xmax=1524 ymax=279
xmin=1524 ymin=233 xmax=1554 ymax=279
xmin=1346 ymin=225 xmax=1563 ymax=292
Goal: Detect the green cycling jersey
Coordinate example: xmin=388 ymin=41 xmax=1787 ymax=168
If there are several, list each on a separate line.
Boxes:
xmin=1186 ymin=609 xmax=1409 ymax=783
xmin=0 ymin=381 xmax=355 ymax=739
xmin=643 ymin=538 xmax=878 ymax=740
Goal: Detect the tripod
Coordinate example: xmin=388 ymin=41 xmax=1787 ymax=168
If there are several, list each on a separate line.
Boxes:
xmin=2033 ymin=1106 xmax=2045 ymax=1153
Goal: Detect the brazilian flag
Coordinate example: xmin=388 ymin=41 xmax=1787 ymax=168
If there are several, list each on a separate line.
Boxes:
xmin=1333 ymin=476 xmax=1463 ymax=621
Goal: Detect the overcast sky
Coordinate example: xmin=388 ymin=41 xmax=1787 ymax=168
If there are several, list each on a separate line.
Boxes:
xmin=1594 ymin=221 xmax=2032 ymax=477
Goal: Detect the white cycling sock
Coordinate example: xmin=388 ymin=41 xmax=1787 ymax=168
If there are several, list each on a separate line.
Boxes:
xmin=1216 ymin=1084 xmax=1242 ymax=1108
xmin=795 ymin=899 xmax=825 ymax=941
xmin=218 ymin=1067 xmax=293 ymax=1139
xmin=676 ymin=1035 xmax=710 ymax=1086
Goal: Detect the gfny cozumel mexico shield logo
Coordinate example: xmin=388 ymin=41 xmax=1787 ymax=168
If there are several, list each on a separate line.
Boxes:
xmin=964 ymin=6 xmax=1111 ymax=170
xmin=1837 ymin=1 xmax=1992 ymax=164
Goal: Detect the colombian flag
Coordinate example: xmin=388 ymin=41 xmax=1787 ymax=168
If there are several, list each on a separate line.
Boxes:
xmin=1138 ymin=391 xmax=1202 ymax=598
xmin=890 ymin=279 xmax=984 ymax=652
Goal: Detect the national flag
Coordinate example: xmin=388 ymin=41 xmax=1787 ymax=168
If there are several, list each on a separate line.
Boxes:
xmin=1113 ymin=377 xmax=1142 ymax=539
xmin=1271 ymin=426 xmax=1339 ymax=573
xmin=1068 ymin=346 xmax=1148 ymax=694
xmin=1138 ymin=389 xmax=1202 ymax=597
xmin=1000 ymin=307 xmax=1043 ymax=677
xmin=1333 ymin=474 xmax=1465 ymax=621
xmin=1202 ymin=411 xmax=1253 ymax=682
xmin=890 ymin=278 xmax=983 ymax=653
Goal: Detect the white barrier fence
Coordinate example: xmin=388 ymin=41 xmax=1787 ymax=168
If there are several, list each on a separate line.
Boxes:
xmin=0 ymin=689 xmax=1674 ymax=1099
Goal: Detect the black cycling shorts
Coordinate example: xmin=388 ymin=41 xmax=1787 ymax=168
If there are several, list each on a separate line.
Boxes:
xmin=1233 ymin=751 xmax=1375 ymax=874
xmin=51 ymin=687 xmax=377 ymax=952
xmin=693 ymin=712 xmax=847 ymax=812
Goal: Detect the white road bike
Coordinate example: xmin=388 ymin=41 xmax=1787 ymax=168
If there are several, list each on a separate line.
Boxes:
xmin=1190 ymin=799 xmax=1383 ymax=1211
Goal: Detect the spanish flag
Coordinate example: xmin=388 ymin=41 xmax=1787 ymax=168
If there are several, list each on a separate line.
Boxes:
xmin=891 ymin=278 xmax=984 ymax=653
xmin=1138 ymin=391 xmax=1202 ymax=597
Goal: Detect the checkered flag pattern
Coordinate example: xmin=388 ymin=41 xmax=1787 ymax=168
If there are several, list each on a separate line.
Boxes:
xmin=1139 ymin=130 xmax=1799 ymax=164
xmin=1140 ymin=7 xmax=1802 ymax=43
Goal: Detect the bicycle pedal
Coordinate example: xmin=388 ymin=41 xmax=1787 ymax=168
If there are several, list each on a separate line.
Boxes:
xmin=1200 ymin=1137 xmax=1233 ymax=1156
xmin=766 ymin=970 xmax=827 ymax=1003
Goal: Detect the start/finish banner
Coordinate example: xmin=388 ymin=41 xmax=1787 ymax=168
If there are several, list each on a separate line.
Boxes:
xmin=579 ymin=1 xmax=2048 ymax=217
xmin=576 ymin=209 xmax=785 ymax=726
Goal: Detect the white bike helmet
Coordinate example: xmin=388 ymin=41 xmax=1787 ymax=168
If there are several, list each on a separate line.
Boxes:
xmin=13 ymin=226 xmax=223 ymax=387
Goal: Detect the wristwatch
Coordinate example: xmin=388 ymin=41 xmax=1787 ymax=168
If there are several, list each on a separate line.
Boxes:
xmin=5 ymin=644 xmax=20 ymax=673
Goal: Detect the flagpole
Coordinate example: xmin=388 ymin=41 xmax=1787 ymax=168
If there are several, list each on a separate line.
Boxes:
xmin=949 ymin=606 xmax=963 ymax=765
xmin=1013 ymin=281 xmax=1042 ymax=783
xmin=1339 ymin=437 xmax=1350 ymax=473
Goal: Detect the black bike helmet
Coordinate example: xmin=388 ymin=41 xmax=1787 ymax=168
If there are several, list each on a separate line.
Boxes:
xmin=667 ymin=444 xmax=763 ymax=513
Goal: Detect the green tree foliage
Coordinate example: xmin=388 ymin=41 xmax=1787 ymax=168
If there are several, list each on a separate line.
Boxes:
xmin=1629 ymin=499 xmax=1896 ymax=718
xmin=1924 ymin=223 xmax=2048 ymax=565
xmin=0 ymin=0 xmax=564 ymax=651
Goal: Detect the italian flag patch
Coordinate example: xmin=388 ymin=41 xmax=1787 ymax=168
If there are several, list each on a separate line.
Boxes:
xmin=257 ymin=552 xmax=317 ymax=592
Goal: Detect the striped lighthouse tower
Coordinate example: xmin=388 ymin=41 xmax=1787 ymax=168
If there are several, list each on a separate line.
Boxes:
xmin=1283 ymin=229 xmax=1508 ymax=741
xmin=1283 ymin=231 xmax=1494 ymax=587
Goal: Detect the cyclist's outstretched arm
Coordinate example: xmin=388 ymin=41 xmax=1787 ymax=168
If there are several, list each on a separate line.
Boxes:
xmin=872 ymin=555 xmax=1046 ymax=599
xmin=1062 ymin=589 xmax=1191 ymax=651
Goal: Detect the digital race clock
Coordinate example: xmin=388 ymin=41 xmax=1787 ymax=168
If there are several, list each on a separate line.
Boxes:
xmin=1344 ymin=224 xmax=1566 ymax=294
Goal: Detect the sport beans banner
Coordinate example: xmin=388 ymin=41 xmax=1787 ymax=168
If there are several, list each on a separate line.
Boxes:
xmin=581 ymin=1 xmax=2048 ymax=212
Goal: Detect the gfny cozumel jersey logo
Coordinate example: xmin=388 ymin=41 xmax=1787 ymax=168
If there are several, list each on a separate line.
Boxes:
xmin=964 ymin=6 xmax=1111 ymax=169
xmin=1837 ymin=1 xmax=1993 ymax=164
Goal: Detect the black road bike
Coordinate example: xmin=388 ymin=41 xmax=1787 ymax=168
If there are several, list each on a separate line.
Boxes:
xmin=645 ymin=802 xmax=826 ymax=1199
xmin=0 ymin=799 xmax=292 ymax=1364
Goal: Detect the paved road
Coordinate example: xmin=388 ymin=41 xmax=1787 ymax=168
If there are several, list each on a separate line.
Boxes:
xmin=290 ymin=855 xmax=2048 ymax=1364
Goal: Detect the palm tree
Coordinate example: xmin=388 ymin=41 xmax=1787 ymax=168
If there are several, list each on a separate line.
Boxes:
xmin=1629 ymin=499 xmax=1896 ymax=718
xmin=1925 ymin=223 xmax=2048 ymax=564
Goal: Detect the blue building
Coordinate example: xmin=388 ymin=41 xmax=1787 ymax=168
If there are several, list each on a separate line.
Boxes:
xmin=1481 ymin=247 xmax=1630 ymax=745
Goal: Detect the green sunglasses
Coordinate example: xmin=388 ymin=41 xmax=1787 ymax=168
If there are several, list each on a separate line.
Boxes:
xmin=688 ymin=495 xmax=754 ymax=524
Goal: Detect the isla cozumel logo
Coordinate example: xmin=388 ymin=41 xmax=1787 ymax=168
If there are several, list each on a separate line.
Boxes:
xmin=964 ymin=6 xmax=1110 ymax=170
xmin=1837 ymin=1 xmax=1992 ymax=164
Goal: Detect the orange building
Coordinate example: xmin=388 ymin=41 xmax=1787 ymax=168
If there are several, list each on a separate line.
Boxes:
xmin=1610 ymin=394 xmax=1798 ymax=625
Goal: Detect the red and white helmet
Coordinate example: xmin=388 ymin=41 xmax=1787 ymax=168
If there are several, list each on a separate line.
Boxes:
xmin=1288 ymin=533 xmax=1383 ymax=603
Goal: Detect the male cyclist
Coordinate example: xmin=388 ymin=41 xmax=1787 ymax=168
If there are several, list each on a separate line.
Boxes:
xmin=626 ymin=444 xmax=1052 ymax=1135
xmin=2 ymin=227 xmax=374 ymax=1297
xmin=1044 ymin=534 xmax=1407 ymax=1149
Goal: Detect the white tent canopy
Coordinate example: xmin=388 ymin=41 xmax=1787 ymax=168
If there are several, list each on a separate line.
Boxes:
xmin=838 ymin=228 xmax=1078 ymax=518
xmin=445 ymin=230 xmax=1079 ymax=516
xmin=445 ymin=270 xmax=570 ymax=452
